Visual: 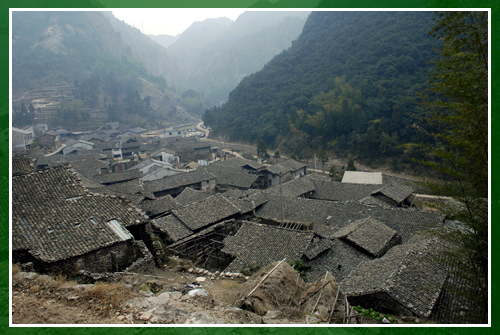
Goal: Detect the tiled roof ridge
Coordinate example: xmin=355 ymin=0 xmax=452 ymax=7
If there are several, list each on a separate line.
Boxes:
xmin=383 ymin=237 xmax=437 ymax=290
xmin=64 ymin=164 xmax=150 ymax=221
xmin=242 ymin=220 xmax=315 ymax=235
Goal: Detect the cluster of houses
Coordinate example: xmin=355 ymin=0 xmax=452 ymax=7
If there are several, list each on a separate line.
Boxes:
xmin=11 ymin=122 xmax=479 ymax=323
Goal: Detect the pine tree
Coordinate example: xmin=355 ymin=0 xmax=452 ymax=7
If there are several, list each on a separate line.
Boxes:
xmin=416 ymin=11 xmax=488 ymax=320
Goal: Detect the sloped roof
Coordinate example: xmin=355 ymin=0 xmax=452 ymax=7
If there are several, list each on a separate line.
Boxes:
xmin=69 ymin=158 xmax=109 ymax=178
xmin=371 ymin=184 xmax=415 ymax=204
xmin=265 ymin=175 xmax=316 ymax=198
xmin=92 ymin=169 xmax=141 ymax=184
xmin=310 ymin=178 xmax=382 ymax=201
xmin=93 ymin=140 xmax=122 ymax=151
xmin=172 ymin=194 xmax=241 ymax=231
xmin=333 ymin=217 xmax=400 ymax=257
xmin=222 ymin=189 xmax=268 ymax=213
xmin=12 ymin=165 xmax=148 ymax=263
xmin=35 ymin=155 xmax=68 ymax=168
xmin=203 ymin=164 xmax=259 ymax=189
xmin=174 ymin=187 xmax=212 ymax=206
xmin=222 ymin=221 xmax=314 ymax=273
xmin=341 ymin=237 xmax=448 ymax=318
xmin=213 ymin=157 xmax=265 ymax=171
xmin=303 ymin=237 xmax=332 ymax=260
xmin=266 ymin=159 xmax=307 ymax=175
xmin=139 ymin=195 xmax=180 ymax=217
xmin=143 ymin=169 xmax=215 ymax=193
xmin=151 ymin=215 xmax=193 ymax=242
xmin=256 ymin=197 xmax=443 ymax=243
xmin=305 ymin=238 xmax=372 ymax=283
xmin=128 ymin=127 xmax=147 ymax=134
xmin=12 ymin=127 xmax=32 ymax=135
xmin=13 ymin=155 xmax=35 ymax=176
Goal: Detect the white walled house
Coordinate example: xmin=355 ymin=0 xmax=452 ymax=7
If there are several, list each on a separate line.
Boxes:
xmin=12 ymin=127 xmax=34 ymax=153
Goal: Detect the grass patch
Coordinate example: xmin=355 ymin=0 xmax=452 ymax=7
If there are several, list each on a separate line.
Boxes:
xmin=353 ymin=306 xmax=398 ymax=324
xmin=82 ymin=282 xmax=134 ymax=308
xmin=220 ymin=280 xmax=242 ymax=289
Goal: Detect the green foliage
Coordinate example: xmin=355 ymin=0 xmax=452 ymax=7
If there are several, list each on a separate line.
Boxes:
xmin=181 ymin=89 xmax=209 ymax=116
xmin=141 ymin=282 xmax=161 ymax=295
xmin=413 ymin=11 xmax=488 ymax=319
xmin=208 ymin=12 xmax=438 ymax=164
xmin=256 ymin=139 xmax=270 ymax=162
xmin=12 ymin=11 xmax=173 ymax=130
xmin=353 ymin=306 xmax=398 ymax=323
xmin=346 ymin=159 xmax=356 ymax=171
xmin=289 ymin=259 xmax=312 ymax=281
xmin=240 ymin=264 xmax=261 ymax=276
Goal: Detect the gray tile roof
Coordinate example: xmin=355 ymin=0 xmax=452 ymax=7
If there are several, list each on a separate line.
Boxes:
xmin=68 ymin=158 xmax=109 ymax=178
xmin=213 ymin=157 xmax=265 ymax=171
xmin=256 ymin=197 xmax=444 ymax=243
xmin=172 ymin=194 xmax=241 ymax=231
xmin=174 ymin=187 xmax=212 ymax=205
xmin=12 ymin=165 xmax=148 ymax=263
xmin=35 ymin=155 xmax=68 ymax=168
xmin=92 ymin=169 xmax=141 ymax=184
xmin=333 ymin=217 xmax=401 ymax=257
xmin=93 ymin=140 xmax=122 ymax=151
xmin=13 ymin=155 xmax=35 ymax=176
xmin=143 ymin=169 xmax=215 ymax=194
xmin=371 ymin=184 xmax=415 ymax=204
xmin=305 ymin=238 xmax=372 ymax=283
xmin=139 ymin=195 xmax=180 ymax=217
xmin=303 ymin=237 xmax=332 ymax=260
xmin=203 ymin=164 xmax=259 ymax=189
xmin=310 ymin=178 xmax=382 ymax=201
xmin=222 ymin=221 xmax=314 ymax=273
xmin=266 ymin=159 xmax=307 ymax=175
xmin=128 ymin=127 xmax=147 ymax=134
xmin=265 ymin=175 xmax=316 ymax=198
xmin=340 ymin=237 xmax=448 ymax=318
xmin=151 ymin=215 xmax=193 ymax=242
xmin=222 ymin=189 xmax=268 ymax=213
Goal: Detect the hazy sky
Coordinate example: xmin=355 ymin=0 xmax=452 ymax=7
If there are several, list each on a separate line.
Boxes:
xmin=112 ymin=8 xmax=247 ymax=36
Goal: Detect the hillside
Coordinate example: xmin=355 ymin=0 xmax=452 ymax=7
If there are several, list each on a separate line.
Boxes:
xmin=148 ymin=34 xmax=179 ymax=49
xmin=102 ymin=11 xmax=185 ymax=90
xmin=12 ymin=11 xmax=194 ymax=129
xmin=204 ymin=11 xmax=440 ymax=165
xmin=167 ymin=11 xmax=310 ymax=104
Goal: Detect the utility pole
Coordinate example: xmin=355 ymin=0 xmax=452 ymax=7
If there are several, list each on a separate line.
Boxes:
xmin=314 ymin=153 xmax=317 ymax=175
xmin=280 ymin=172 xmax=284 ymax=223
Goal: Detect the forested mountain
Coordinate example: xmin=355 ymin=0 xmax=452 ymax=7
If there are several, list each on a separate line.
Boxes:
xmin=204 ymin=11 xmax=440 ymax=165
xmin=166 ymin=11 xmax=310 ymax=105
xmin=12 ymin=11 xmax=194 ymax=129
xmin=102 ymin=11 xmax=184 ymax=89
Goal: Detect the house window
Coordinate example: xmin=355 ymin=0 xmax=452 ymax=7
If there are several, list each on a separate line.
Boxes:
xmin=169 ymin=132 xmax=173 ymax=136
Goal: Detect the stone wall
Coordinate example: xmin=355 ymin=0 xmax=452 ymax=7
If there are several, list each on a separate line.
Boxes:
xmin=123 ymin=240 xmax=156 ymax=275
xmin=38 ymin=240 xmax=137 ymax=275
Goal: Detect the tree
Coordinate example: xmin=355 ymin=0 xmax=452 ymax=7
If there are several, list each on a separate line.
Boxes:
xmin=274 ymin=150 xmax=280 ymax=159
xmin=319 ymin=149 xmax=329 ymax=173
xmin=257 ymin=139 xmax=269 ymax=162
xmin=346 ymin=159 xmax=356 ymax=171
xmin=415 ymin=11 xmax=488 ymax=320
